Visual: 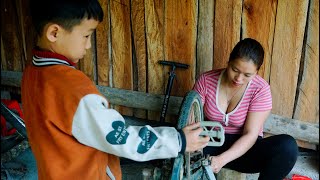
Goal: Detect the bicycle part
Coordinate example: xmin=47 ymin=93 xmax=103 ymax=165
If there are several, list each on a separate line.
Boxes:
xmin=1 ymin=102 xmax=27 ymax=138
xmin=200 ymin=121 xmax=225 ymax=147
xmin=171 ymin=90 xmax=224 ymax=180
xmin=158 ymin=60 xmax=189 ymax=123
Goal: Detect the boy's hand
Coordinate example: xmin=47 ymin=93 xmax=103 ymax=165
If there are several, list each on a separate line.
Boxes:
xmin=182 ymin=122 xmax=209 ymax=152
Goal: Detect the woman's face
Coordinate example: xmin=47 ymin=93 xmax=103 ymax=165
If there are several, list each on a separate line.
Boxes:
xmin=226 ymin=58 xmax=258 ymax=87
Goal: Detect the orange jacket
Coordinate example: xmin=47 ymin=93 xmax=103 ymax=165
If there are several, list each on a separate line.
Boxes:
xmin=21 ymin=51 xmax=183 ymax=179
xmin=22 ymin=64 xmax=121 ymax=180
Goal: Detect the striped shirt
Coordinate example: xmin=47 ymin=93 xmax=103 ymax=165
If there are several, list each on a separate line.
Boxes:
xmin=193 ymin=69 xmax=272 ymax=136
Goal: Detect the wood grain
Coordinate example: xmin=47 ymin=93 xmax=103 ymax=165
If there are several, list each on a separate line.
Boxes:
xmin=131 ymin=0 xmax=147 ymax=119
xmin=145 ymin=0 xmax=165 ymax=121
xmin=97 ymin=0 xmax=111 ymax=86
xmin=292 ymin=0 xmax=318 ymax=150
xmin=213 ymin=0 xmax=242 ymax=69
xmin=79 ymin=35 xmax=96 ymax=82
xmin=293 ymin=0 xmax=319 ymax=123
xmin=164 ymin=0 xmax=197 ymax=97
xmin=1 ymin=0 xmax=23 ymax=71
xmin=1 ymin=0 xmax=319 ymax=150
xmin=196 ymin=0 xmax=214 ymax=78
xmin=110 ymin=0 xmax=133 ymax=116
xmin=270 ymin=0 xmax=309 ymax=118
xmin=2 ymin=70 xmax=318 ymax=145
xmin=242 ymin=0 xmax=277 ymax=82
xmin=20 ymin=0 xmax=36 ymax=67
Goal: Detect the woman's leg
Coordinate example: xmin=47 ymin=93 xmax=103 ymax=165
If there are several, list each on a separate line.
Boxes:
xmin=203 ymin=134 xmax=299 ymax=180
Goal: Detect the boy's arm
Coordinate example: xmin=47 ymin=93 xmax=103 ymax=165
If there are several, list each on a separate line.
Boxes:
xmin=71 ymin=94 xmax=201 ymax=161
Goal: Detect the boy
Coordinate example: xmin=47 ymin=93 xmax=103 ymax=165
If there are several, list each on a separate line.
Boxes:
xmin=21 ymin=0 xmax=209 ymax=179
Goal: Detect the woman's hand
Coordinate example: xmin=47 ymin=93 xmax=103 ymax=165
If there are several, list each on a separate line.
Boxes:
xmin=210 ymin=155 xmax=226 ymax=173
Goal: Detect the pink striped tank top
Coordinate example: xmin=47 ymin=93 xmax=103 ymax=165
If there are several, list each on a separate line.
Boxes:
xmin=193 ymin=69 xmax=272 ymax=136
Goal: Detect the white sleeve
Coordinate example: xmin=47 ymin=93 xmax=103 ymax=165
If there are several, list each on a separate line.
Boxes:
xmin=71 ymin=94 xmax=182 ymax=162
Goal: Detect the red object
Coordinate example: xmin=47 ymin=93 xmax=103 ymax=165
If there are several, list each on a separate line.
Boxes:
xmin=1 ymin=99 xmax=23 ymax=136
xmin=291 ymin=174 xmax=312 ymax=180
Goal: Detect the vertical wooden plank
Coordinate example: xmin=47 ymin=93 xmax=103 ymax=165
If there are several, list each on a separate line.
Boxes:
xmin=294 ymin=0 xmax=319 ymax=123
xmin=270 ymin=0 xmax=309 ymax=118
xmin=164 ymin=0 xmax=198 ymax=123
xmin=145 ymin=0 xmax=165 ymax=121
xmin=79 ymin=36 xmax=96 ymax=82
xmin=1 ymin=0 xmax=23 ymax=71
xmin=132 ymin=0 xmax=147 ymax=119
xmin=97 ymin=0 xmax=111 ymax=87
xmin=242 ymin=0 xmax=277 ymax=82
xmin=213 ymin=0 xmax=242 ymax=69
xmin=196 ymin=0 xmax=214 ymax=77
xmin=15 ymin=0 xmax=27 ymax=68
xmin=1 ymin=36 xmax=7 ymax=70
xmin=20 ymin=0 xmax=36 ymax=67
xmin=293 ymin=0 xmax=318 ymax=150
xmin=110 ymin=0 xmax=133 ymax=116
xmin=164 ymin=0 xmax=198 ymax=96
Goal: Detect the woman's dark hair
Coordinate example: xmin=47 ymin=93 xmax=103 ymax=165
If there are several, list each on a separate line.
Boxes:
xmin=30 ymin=0 xmax=104 ymax=36
xmin=229 ymin=38 xmax=265 ymax=70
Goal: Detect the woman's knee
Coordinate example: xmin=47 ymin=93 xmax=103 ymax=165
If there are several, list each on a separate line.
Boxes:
xmin=275 ymin=134 xmax=299 ymax=160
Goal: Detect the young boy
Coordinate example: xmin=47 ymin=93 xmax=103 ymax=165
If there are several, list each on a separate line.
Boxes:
xmin=21 ymin=0 xmax=209 ymax=179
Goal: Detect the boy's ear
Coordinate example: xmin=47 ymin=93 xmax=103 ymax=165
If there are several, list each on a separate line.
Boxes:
xmin=46 ymin=24 xmax=60 ymax=42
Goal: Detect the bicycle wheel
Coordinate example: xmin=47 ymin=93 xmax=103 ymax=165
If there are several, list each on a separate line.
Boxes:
xmin=171 ymin=90 xmax=205 ymax=180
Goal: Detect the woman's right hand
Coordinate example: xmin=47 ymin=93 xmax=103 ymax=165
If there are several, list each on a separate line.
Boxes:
xmin=210 ymin=155 xmax=226 ymax=173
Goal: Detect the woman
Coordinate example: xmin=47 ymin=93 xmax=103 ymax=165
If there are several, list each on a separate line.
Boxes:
xmin=193 ymin=38 xmax=298 ymax=180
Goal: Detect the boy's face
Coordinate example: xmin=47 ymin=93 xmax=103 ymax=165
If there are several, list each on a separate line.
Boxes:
xmin=52 ymin=19 xmax=99 ymax=63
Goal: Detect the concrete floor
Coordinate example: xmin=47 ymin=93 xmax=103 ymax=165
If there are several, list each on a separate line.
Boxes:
xmin=288 ymin=155 xmax=319 ymax=180
xmin=122 ymin=154 xmax=319 ymax=180
xmin=245 ymin=154 xmax=319 ymax=180
xmin=1 ymin=147 xmax=319 ymax=180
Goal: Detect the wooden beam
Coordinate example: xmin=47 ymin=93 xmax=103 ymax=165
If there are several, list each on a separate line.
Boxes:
xmin=96 ymin=85 xmax=182 ymax=115
xmin=265 ymin=114 xmax=319 ymax=145
xmin=1 ymin=70 xmax=22 ymax=87
xmin=0 ymin=71 xmax=182 ymax=115
xmin=1 ymin=71 xmax=318 ymax=145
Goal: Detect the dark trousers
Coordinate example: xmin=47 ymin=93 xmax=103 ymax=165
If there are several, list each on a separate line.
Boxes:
xmin=203 ymin=134 xmax=298 ymax=180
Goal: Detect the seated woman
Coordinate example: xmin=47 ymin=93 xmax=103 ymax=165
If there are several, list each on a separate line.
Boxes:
xmin=193 ymin=38 xmax=298 ymax=180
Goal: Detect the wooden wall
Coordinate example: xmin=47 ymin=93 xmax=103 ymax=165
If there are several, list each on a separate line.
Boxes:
xmin=1 ymin=0 xmax=319 ymax=148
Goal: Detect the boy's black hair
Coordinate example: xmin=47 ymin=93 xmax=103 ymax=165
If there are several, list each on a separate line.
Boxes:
xmin=229 ymin=38 xmax=265 ymax=70
xmin=30 ymin=0 xmax=104 ymax=36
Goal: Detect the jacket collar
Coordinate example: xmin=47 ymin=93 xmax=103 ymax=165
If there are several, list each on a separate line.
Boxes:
xmin=32 ymin=48 xmax=76 ymax=67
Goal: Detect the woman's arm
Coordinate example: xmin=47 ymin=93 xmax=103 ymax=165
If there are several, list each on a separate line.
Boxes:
xmin=210 ymin=110 xmax=270 ymax=173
